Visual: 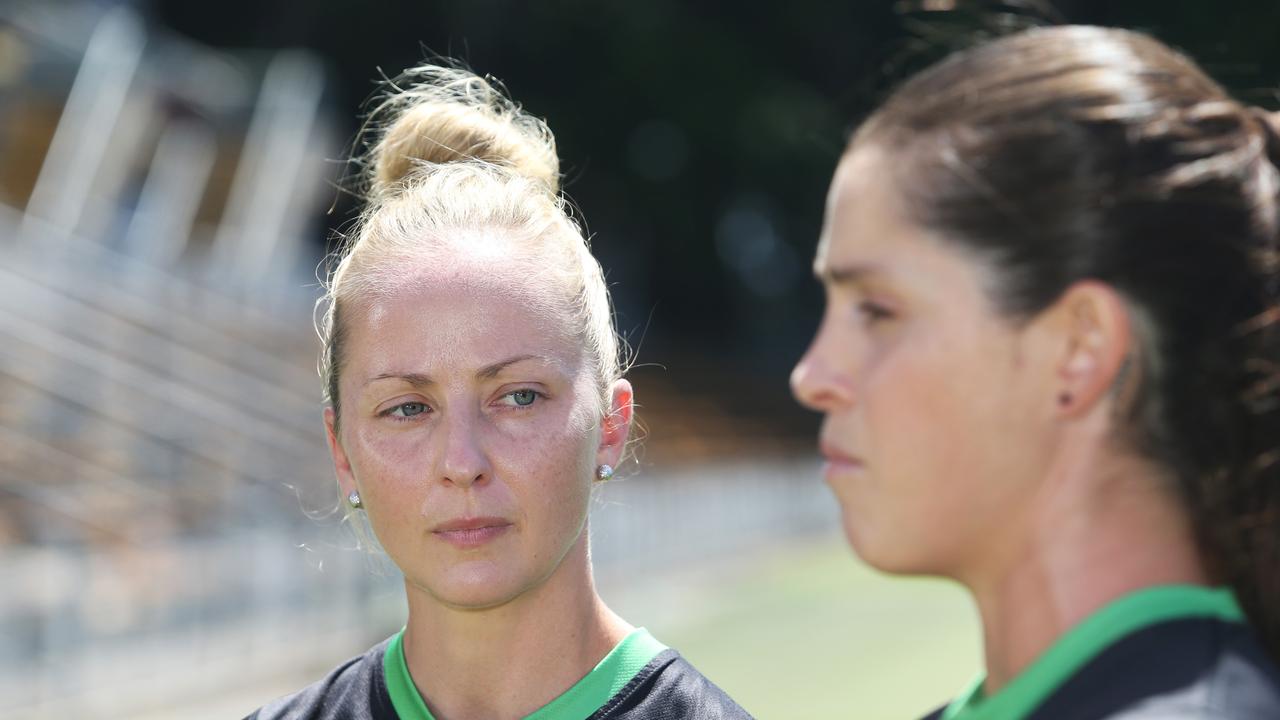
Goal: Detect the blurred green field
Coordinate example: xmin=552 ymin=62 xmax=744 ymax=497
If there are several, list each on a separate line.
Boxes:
xmin=640 ymin=536 xmax=983 ymax=720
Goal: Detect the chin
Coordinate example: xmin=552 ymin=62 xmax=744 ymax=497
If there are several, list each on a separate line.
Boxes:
xmin=842 ymin=516 xmax=931 ymax=577
xmin=410 ymin=532 xmax=588 ymax=610
xmin=415 ymin=561 xmax=530 ymax=610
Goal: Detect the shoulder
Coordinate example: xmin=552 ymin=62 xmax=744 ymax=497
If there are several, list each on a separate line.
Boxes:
xmin=243 ymin=638 xmax=396 ymax=720
xmin=1105 ymin=625 xmax=1280 ymax=719
xmin=1032 ymin=618 xmax=1280 ymax=720
xmin=591 ymin=649 xmax=754 ymax=720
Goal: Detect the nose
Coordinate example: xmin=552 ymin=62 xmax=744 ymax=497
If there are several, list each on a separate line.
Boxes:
xmin=791 ymin=323 xmax=854 ymax=413
xmin=438 ymin=409 xmax=491 ymax=488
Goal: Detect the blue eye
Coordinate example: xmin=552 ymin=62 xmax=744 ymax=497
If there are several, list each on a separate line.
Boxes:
xmin=509 ymin=389 xmax=538 ymax=407
xmin=390 ymin=402 xmax=428 ymax=418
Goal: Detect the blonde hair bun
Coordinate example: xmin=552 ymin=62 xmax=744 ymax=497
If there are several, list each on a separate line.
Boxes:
xmin=366 ymin=64 xmax=560 ymax=198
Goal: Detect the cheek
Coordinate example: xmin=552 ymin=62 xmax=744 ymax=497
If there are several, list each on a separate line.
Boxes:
xmin=491 ymin=400 xmax=600 ymax=494
xmin=864 ymin=331 xmax=1036 ymax=542
xmin=347 ymin=426 xmax=430 ymax=489
xmin=500 ymin=422 xmax=597 ymax=564
xmin=862 ymin=335 xmax=1018 ymax=506
xmin=865 ymin=351 xmax=961 ymax=482
xmin=342 ymin=431 xmax=431 ymax=536
xmin=837 ymin=344 xmax=980 ymax=572
xmin=497 ymin=393 xmax=599 ymax=463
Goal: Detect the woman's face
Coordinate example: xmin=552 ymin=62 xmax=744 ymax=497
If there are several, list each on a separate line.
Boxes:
xmin=325 ymin=245 xmax=630 ymax=609
xmin=791 ymin=147 xmax=1054 ymax=580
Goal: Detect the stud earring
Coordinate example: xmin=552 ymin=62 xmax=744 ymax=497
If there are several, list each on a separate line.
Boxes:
xmin=596 ymin=464 xmax=614 ymax=481
xmin=347 ymin=490 xmax=363 ymax=509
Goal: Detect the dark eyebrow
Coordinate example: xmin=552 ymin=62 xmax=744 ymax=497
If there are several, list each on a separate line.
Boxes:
xmin=814 ymin=262 xmax=887 ymax=286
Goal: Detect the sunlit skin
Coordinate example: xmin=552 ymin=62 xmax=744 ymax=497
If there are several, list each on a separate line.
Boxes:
xmin=791 ymin=145 xmax=1207 ymax=691
xmin=323 ymin=235 xmax=634 ymax=719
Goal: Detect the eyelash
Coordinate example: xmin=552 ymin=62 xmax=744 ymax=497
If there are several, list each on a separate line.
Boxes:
xmin=381 ymin=402 xmax=431 ymax=422
xmin=378 ymin=389 xmax=544 ymax=422
xmin=499 ymin=389 xmax=544 ymax=409
xmin=857 ymin=301 xmax=895 ymax=325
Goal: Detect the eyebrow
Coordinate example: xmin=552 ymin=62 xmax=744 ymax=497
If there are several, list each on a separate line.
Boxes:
xmin=363 ymin=354 xmax=549 ymax=387
xmin=814 ymin=262 xmax=888 ymax=286
xmin=476 ymin=354 xmax=545 ymax=380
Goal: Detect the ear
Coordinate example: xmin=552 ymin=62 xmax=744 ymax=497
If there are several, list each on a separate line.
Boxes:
xmin=1044 ymin=281 xmax=1134 ymax=418
xmin=324 ymin=407 xmax=359 ymax=498
xmin=597 ymin=379 xmax=634 ymax=467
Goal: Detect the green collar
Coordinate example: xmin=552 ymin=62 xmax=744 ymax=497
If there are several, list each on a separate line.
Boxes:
xmin=942 ymin=585 xmax=1245 ymax=720
xmin=383 ymin=627 xmax=668 ymax=720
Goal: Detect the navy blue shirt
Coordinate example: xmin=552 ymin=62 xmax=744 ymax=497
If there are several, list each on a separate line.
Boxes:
xmin=923 ymin=588 xmax=1280 ymax=720
xmin=246 ymin=630 xmax=752 ymax=720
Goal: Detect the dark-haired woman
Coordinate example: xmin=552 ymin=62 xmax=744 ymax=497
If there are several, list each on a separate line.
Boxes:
xmin=791 ymin=25 xmax=1280 ymax=719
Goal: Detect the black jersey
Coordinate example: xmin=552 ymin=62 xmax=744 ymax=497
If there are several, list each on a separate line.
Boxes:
xmin=922 ymin=586 xmax=1280 ymax=720
xmin=245 ymin=628 xmax=752 ymax=720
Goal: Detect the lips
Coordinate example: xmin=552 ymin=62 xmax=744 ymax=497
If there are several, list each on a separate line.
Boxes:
xmin=819 ymin=439 xmax=863 ymax=468
xmin=432 ymin=517 xmax=512 ymax=548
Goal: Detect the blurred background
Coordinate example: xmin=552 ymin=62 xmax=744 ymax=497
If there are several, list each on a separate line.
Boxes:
xmin=2 ymin=0 xmax=1278 ymax=718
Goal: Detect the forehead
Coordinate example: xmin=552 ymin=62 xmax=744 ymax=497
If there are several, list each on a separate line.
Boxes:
xmin=817 ymin=146 xmax=917 ymax=270
xmin=343 ymin=249 xmax=580 ymax=374
xmin=816 ymin=146 xmax=1003 ymax=306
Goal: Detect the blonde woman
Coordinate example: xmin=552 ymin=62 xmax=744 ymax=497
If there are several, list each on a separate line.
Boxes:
xmin=246 ymin=64 xmax=750 ymax=720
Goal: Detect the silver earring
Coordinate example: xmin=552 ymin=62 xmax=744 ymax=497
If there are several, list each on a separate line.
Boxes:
xmin=347 ymin=490 xmax=363 ymax=509
xmin=596 ymin=464 xmax=614 ymax=481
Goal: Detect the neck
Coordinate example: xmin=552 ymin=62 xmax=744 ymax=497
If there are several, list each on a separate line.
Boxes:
xmin=963 ymin=441 xmax=1208 ymax=694
xmin=401 ymin=535 xmax=632 ymax=720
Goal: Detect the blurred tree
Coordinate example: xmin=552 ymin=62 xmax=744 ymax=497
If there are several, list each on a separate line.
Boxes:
xmin=144 ymin=0 xmax=1280 ymax=373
